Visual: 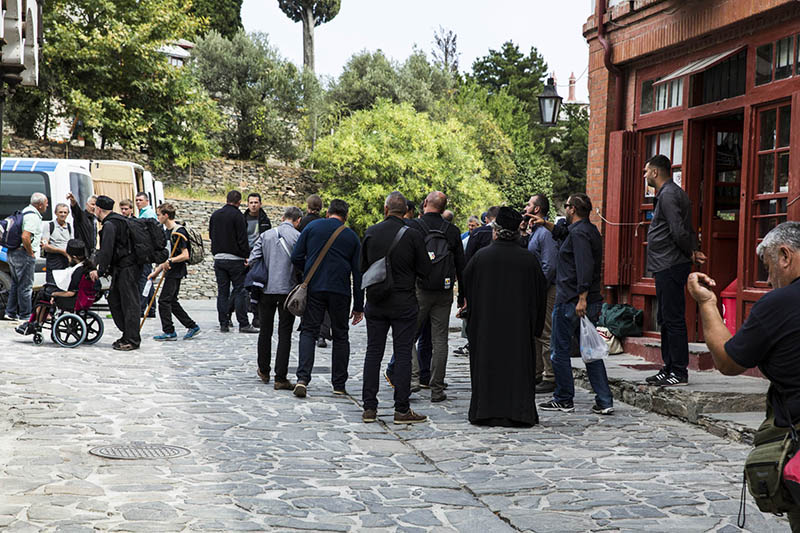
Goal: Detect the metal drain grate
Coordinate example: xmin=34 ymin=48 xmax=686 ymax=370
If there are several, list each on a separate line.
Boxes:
xmin=89 ymin=444 xmax=190 ymax=460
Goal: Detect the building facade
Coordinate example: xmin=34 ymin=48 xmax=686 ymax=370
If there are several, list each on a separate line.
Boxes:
xmin=584 ymin=0 xmax=800 ymax=340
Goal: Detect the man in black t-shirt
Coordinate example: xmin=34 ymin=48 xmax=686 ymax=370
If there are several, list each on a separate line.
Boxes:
xmin=688 ymin=221 xmax=800 ymax=529
xmin=149 ymin=203 xmax=200 ymax=341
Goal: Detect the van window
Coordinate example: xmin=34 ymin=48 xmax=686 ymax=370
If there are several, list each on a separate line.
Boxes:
xmin=0 ymin=171 xmax=52 ymax=220
xmin=69 ymin=172 xmax=92 ymax=211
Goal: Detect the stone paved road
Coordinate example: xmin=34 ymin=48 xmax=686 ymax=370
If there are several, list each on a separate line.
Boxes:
xmin=0 ymin=300 xmax=789 ymax=532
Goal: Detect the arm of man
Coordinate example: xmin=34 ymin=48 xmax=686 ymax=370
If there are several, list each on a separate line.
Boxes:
xmin=661 ymin=188 xmax=695 ymax=258
xmin=291 ymin=229 xmax=308 ymax=272
xmin=249 ymin=231 xmax=264 ymax=263
xmin=451 ymin=225 xmax=467 ymax=307
xmin=359 ymin=233 xmax=371 ymax=274
xmin=21 ymin=230 xmax=34 ymax=256
xmin=530 ymin=255 xmax=547 ymax=338
xmin=687 ymin=273 xmax=748 ymax=376
xmin=350 ymin=234 xmax=364 ymax=316
xmin=236 ymin=214 xmax=249 ymax=258
xmin=572 ymin=232 xmax=594 ymax=317
xmin=539 ymin=232 xmax=559 ymax=285
xmin=94 ymin=221 xmax=116 ymax=276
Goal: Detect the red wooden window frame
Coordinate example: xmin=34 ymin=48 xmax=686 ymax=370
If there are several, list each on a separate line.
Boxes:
xmin=748 ymin=100 xmax=791 ymax=288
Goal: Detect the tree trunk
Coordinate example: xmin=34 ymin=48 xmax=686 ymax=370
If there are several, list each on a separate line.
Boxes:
xmin=302 ymin=4 xmax=315 ymax=72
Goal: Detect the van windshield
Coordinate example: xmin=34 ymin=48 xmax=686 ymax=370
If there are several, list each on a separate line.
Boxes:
xmin=0 ymin=171 xmax=52 ymax=220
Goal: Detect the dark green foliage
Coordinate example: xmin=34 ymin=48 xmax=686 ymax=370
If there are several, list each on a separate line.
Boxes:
xmin=277 ymin=0 xmax=341 ymax=25
xmin=191 ymin=0 xmax=243 ymax=39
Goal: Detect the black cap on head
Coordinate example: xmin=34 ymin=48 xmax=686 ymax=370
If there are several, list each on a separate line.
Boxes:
xmin=95 ymin=195 xmax=114 ymax=211
xmin=66 ymin=239 xmax=86 ymax=258
xmin=494 ymin=206 xmax=523 ymax=231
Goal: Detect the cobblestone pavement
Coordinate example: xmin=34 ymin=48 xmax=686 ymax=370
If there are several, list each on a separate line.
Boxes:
xmin=0 ymin=300 xmax=789 ymax=532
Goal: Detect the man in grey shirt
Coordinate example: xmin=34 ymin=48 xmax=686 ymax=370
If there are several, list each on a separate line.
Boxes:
xmin=41 ymin=202 xmax=73 ymax=284
xmin=249 ymin=206 xmax=302 ymax=390
xmin=644 ymin=154 xmax=705 ymax=387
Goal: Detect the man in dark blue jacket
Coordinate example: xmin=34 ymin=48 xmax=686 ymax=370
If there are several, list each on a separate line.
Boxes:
xmin=291 ymin=199 xmax=364 ymax=398
xmin=532 ymin=193 xmax=614 ymax=415
xmin=209 ymin=190 xmax=257 ymax=333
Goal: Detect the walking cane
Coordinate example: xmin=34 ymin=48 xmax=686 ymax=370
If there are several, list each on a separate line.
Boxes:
xmin=139 ymin=232 xmax=185 ymax=331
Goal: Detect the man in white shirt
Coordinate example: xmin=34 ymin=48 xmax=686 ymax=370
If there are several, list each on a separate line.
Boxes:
xmin=41 ymin=202 xmax=73 ymax=284
xmin=5 ymin=192 xmax=47 ymax=321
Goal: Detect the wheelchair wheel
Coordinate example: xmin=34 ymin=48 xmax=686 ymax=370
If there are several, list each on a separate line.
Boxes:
xmin=52 ymin=313 xmax=87 ymax=348
xmin=82 ymin=311 xmax=104 ymax=345
xmin=33 ymin=333 xmax=43 ymax=345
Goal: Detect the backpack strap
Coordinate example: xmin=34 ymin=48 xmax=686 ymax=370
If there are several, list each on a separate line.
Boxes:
xmin=417 ymin=218 xmax=430 ymax=234
xmin=276 ymin=228 xmax=292 ymax=258
xmin=50 ymin=221 xmax=55 ymax=235
xmin=302 ymin=224 xmax=346 ymax=286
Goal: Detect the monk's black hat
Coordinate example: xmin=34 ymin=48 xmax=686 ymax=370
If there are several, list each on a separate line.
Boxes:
xmin=66 ymin=239 xmax=86 ymax=257
xmin=95 ymin=195 xmax=114 ymax=211
xmin=494 ymin=206 xmax=523 ymax=231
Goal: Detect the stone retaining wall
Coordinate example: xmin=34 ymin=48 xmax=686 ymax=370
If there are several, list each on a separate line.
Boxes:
xmin=165 ymin=199 xmax=297 ymax=300
xmin=4 ymin=136 xmax=320 ymax=205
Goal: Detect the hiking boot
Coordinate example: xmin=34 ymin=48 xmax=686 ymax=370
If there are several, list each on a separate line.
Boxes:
xmin=153 ymin=332 xmax=178 ymax=341
xmin=257 ymin=368 xmax=270 ymax=384
xmin=591 ymin=404 xmax=615 ymax=415
xmin=183 ymin=326 xmax=201 ymax=340
xmin=317 ymin=338 xmax=328 ymax=348
xmin=645 ymin=368 xmax=668 ymax=384
xmin=384 ymin=370 xmax=394 ymax=388
xmin=394 ymin=409 xmax=427 ymax=424
xmin=535 ymin=381 xmax=556 ymax=394
xmin=274 ymin=379 xmax=294 ymax=391
xmin=362 ymin=409 xmax=378 ymax=423
xmin=431 ymin=392 xmax=447 ymax=403
xmin=239 ymin=325 xmax=259 ymax=334
xmin=655 ymin=372 xmax=688 ymax=387
xmin=293 ymin=382 xmax=307 ymax=398
xmin=538 ymin=399 xmax=575 ymax=412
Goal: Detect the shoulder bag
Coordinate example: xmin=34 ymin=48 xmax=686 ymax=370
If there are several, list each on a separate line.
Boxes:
xmin=362 ymin=225 xmax=407 ymax=302
xmin=284 ymin=224 xmax=346 ymax=317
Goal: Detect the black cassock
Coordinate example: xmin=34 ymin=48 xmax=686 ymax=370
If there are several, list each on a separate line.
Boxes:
xmin=464 ymin=239 xmax=546 ymax=427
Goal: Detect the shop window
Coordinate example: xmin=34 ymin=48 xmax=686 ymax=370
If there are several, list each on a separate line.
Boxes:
xmin=641 ymin=79 xmax=682 ymax=114
xmin=690 ymin=49 xmax=747 ymax=106
xmin=752 ymin=104 xmax=790 ymax=284
xmin=756 ymin=35 xmax=798 ymax=86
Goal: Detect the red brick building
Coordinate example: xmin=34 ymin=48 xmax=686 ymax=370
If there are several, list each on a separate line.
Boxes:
xmin=584 ymin=0 xmax=800 ymax=340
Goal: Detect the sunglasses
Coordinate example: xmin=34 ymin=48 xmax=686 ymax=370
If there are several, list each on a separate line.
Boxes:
xmin=564 ymin=203 xmax=574 ymax=209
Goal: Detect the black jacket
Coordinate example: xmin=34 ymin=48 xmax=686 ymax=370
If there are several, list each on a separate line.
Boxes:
xmin=465 ymin=224 xmax=492 ymax=263
xmin=210 ymin=204 xmax=249 ymax=259
xmin=552 ymin=218 xmax=603 ymax=306
xmin=646 ymin=180 xmax=696 ymax=273
xmin=71 ymin=203 xmax=97 ymax=257
xmin=361 ymin=216 xmax=431 ymax=310
xmin=298 ymin=212 xmax=322 ymax=232
xmin=96 ymin=212 xmax=133 ymax=275
xmin=407 ymin=212 xmax=466 ymax=306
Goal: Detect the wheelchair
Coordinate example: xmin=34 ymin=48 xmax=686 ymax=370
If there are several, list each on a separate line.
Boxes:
xmin=19 ymin=286 xmax=104 ymax=348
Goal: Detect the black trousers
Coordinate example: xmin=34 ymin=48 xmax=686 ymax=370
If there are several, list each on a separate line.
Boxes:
xmin=158 ymin=277 xmax=197 ymax=334
xmin=258 ymin=293 xmax=295 ymax=381
xmin=108 ymin=264 xmax=143 ymax=346
xmin=297 ymin=291 xmax=351 ymax=388
xmin=654 ymin=262 xmax=692 ymax=379
xmin=214 ymin=259 xmax=248 ymax=327
xmin=362 ymin=304 xmax=418 ymax=412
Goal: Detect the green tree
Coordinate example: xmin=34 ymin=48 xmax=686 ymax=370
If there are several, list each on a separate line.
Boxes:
xmin=310 ymin=100 xmax=502 ymax=233
xmin=548 ymin=103 xmax=589 ymax=205
xmin=39 ymin=0 xmax=221 ymax=167
xmin=326 ymin=50 xmax=400 ymax=113
xmin=432 ymin=26 xmax=459 ymax=75
xmin=192 ymin=31 xmax=305 ymax=160
xmin=190 ymin=0 xmax=243 ymax=38
xmin=397 ymin=48 xmax=454 ymax=113
xmin=277 ymin=0 xmax=341 ymax=72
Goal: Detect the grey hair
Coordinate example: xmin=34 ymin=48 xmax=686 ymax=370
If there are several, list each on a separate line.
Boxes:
xmin=54 ymin=202 xmax=70 ymax=212
xmin=30 ymin=192 xmax=47 ymax=206
xmin=283 ymin=206 xmax=302 ymax=221
xmin=468 ymin=215 xmax=480 ymax=224
xmin=385 ymin=191 xmax=407 ymax=214
xmin=88 ymin=195 xmax=97 ymax=201
xmin=757 ymin=221 xmax=800 ymax=261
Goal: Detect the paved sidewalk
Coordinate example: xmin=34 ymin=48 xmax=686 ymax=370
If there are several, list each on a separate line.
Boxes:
xmin=0 ymin=300 xmax=788 ymax=532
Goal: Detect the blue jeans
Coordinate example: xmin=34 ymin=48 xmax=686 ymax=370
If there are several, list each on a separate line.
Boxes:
xmin=551 ymin=300 xmax=613 ymax=409
xmin=6 ymin=248 xmax=35 ymax=318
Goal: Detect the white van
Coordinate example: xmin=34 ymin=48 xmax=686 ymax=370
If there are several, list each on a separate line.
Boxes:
xmin=0 ymin=158 xmax=165 ymax=292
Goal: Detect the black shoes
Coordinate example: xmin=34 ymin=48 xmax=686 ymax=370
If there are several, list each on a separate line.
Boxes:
xmin=332 ymin=388 xmax=347 ymax=396
xmin=220 ymin=324 xmax=230 ymax=333
xmin=655 ymin=372 xmax=688 ymax=387
xmin=645 ymin=369 xmax=668 ymax=384
xmin=394 ymin=409 xmax=427 ymax=424
xmin=317 ymin=338 xmax=328 ymax=348
xmin=239 ymin=325 xmax=259 ymax=334
xmin=431 ymin=393 xmax=447 ymax=403
xmin=535 ymin=381 xmax=556 ymax=394
xmin=274 ymin=379 xmax=294 ymax=391
xmin=363 ymin=409 xmax=377 ymax=423
xmin=591 ymin=404 xmax=614 ymax=415
xmin=538 ymin=399 xmax=575 ymax=412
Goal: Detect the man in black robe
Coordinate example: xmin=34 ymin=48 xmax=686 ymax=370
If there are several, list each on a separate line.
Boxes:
xmin=462 ymin=207 xmax=547 ymax=427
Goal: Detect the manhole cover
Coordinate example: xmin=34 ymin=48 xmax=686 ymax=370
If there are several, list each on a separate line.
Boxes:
xmin=89 ymin=444 xmax=190 ymax=460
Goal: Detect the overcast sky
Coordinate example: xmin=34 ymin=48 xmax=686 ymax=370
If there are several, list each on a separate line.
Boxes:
xmin=241 ymin=0 xmax=592 ymax=102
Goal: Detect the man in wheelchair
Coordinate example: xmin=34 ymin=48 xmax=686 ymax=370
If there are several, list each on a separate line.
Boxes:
xmin=16 ymin=239 xmax=103 ymax=346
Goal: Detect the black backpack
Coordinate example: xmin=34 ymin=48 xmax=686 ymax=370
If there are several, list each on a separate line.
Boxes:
xmin=127 ymin=217 xmax=169 ymax=265
xmin=417 ymin=218 xmax=455 ymax=291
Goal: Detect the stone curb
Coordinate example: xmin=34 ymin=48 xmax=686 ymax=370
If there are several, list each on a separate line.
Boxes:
xmin=573 ymin=368 xmax=758 ymax=444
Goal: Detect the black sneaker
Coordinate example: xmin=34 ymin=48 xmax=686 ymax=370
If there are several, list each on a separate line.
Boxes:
xmin=239 ymin=325 xmax=259 ymax=334
xmin=591 ymin=404 xmax=614 ymax=415
xmin=317 ymin=338 xmax=328 ymax=348
xmin=645 ymin=368 xmax=668 ymax=384
xmin=535 ymin=381 xmax=556 ymax=394
xmin=538 ymin=399 xmax=575 ymax=412
xmin=656 ymin=372 xmax=688 ymax=387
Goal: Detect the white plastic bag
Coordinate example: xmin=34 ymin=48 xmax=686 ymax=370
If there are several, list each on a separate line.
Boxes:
xmin=580 ymin=316 xmax=609 ymax=363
